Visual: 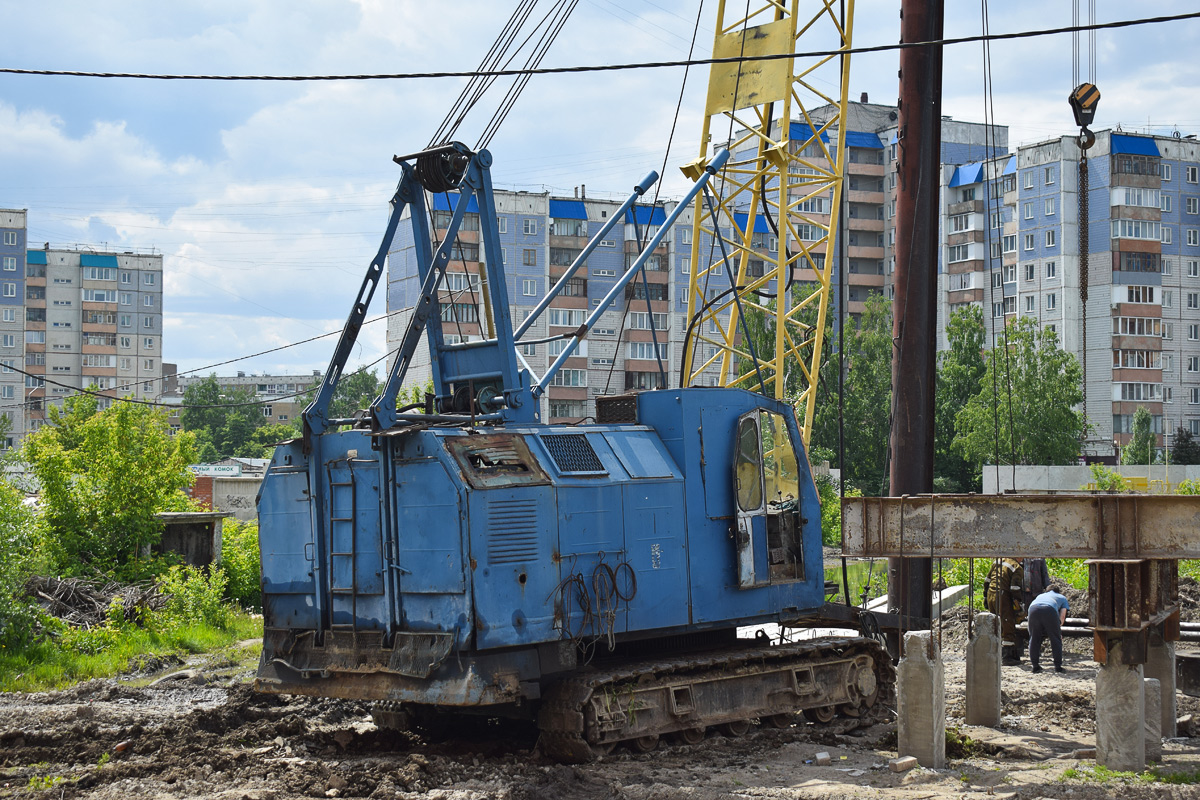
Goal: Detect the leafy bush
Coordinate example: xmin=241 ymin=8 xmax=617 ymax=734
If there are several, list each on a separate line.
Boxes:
xmin=816 ymin=473 xmax=861 ymax=547
xmin=1085 ymin=464 xmax=1129 ymax=492
xmin=1177 ymin=479 xmax=1200 ymax=495
xmin=0 ymin=481 xmax=42 ymax=649
xmin=156 ymin=565 xmax=231 ymax=630
xmin=221 ymin=519 xmax=261 ymax=609
xmin=23 ymin=396 xmax=198 ymax=579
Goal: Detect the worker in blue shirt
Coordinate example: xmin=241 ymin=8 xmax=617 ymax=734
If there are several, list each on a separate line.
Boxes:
xmin=1028 ymin=586 xmax=1070 ymax=674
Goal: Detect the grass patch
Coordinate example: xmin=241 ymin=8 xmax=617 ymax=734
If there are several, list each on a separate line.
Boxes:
xmin=1062 ymin=764 xmax=1200 ymax=785
xmin=0 ymin=612 xmax=261 ymax=693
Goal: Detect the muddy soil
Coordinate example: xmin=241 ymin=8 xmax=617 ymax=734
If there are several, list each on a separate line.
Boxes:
xmin=5 ymin=629 xmax=1200 ymax=799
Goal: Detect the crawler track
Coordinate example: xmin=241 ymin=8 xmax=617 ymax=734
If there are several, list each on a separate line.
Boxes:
xmin=538 ymin=636 xmax=895 ymax=762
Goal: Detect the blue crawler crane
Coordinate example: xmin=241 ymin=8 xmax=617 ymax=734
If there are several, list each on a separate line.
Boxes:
xmin=254 ymin=143 xmax=894 ymax=760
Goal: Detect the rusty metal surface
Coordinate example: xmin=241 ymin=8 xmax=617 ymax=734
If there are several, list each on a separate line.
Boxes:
xmin=842 ymin=494 xmax=1200 ymax=559
xmin=444 ymin=433 xmax=551 ymax=489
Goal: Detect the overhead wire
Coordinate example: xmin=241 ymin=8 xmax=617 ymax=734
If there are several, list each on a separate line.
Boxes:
xmin=2 ymin=11 xmax=1195 ymax=82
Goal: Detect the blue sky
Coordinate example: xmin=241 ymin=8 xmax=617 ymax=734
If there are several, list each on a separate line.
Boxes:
xmin=1 ymin=1 xmax=1197 ymax=380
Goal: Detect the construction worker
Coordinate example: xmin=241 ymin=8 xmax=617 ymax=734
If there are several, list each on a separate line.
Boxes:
xmin=1021 ymin=558 xmax=1051 ymax=612
xmin=985 ymin=557 xmax=1027 ymax=666
xmin=1028 ymin=585 xmax=1070 ymax=674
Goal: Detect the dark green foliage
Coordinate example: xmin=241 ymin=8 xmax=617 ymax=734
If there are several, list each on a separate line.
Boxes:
xmin=1172 ymin=427 xmax=1200 ymax=465
xmin=935 ymin=305 xmax=986 ymax=492
xmin=221 ymin=519 xmax=261 ymax=608
xmin=180 ymin=375 xmax=269 ymax=459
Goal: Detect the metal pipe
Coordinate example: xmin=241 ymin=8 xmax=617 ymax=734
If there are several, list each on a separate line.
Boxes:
xmin=514 ymin=171 xmax=659 ymax=341
xmin=534 ymin=149 xmax=730 ymax=398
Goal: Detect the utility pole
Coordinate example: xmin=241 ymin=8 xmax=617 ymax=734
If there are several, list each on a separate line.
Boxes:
xmin=887 ymin=0 xmax=943 ymax=639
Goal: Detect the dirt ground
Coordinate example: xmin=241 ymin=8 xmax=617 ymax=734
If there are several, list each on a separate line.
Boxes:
xmin=5 ymin=607 xmax=1200 ymax=799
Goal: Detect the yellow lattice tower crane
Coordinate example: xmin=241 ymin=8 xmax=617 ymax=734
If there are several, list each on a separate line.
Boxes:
xmin=681 ymin=0 xmax=854 ymax=446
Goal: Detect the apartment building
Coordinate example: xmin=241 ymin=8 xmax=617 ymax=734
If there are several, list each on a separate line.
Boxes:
xmin=174 ymin=371 xmax=322 ymax=428
xmin=937 ymin=129 xmax=1200 ymax=457
xmin=0 ymin=210 xmax=165 ymax=444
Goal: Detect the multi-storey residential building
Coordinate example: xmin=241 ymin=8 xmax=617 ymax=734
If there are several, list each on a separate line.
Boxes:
xmin=937 ymin=130 xmax=1200 ymax=458
xmin=174 ymin=371 xmax=322 ymax=428
xmin=0 ymin=210 xmax=165 ymax=445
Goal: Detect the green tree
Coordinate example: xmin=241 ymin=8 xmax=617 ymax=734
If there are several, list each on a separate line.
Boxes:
xmin=935 ymin=305 xmax=987 ymax=492
xmin=299 ymin=367 xmax=386 ymax=422
xmin=244 ymin=423 xmax=301 ymax=459
xmin=1172 ymin=427 xmax=1200 ymax=465
xmin=834 ymin=294 xmax=893 ymax=494
xmin=180 ymin=375 xmax=263 ymax=459
xmin=1121 ymin=406 xmax=1156 ymax=466
xmin=953 ymin=317 xmax=1086 ymax=467
xmin=24 ymin=397 xmax=198 ymax=577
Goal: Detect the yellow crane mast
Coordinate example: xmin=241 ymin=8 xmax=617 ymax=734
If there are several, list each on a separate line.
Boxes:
xmin=681 ymin=0 xmax=854 ymax=446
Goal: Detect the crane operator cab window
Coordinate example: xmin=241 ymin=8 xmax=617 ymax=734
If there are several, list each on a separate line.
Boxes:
xmin=734 ymin=410 xmax=804 ymax=588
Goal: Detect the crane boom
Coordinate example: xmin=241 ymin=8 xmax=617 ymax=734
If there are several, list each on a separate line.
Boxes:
xmin=682 ymin=0 xmax=854 ymax=446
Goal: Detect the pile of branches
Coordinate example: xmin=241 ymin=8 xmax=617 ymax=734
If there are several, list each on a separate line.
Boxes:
xmin=24 ymin=575 xmax=166 ymax=629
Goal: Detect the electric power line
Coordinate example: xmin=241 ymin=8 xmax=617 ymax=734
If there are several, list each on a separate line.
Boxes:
xmin=0 ymin=12 xmax=1194 ymax=83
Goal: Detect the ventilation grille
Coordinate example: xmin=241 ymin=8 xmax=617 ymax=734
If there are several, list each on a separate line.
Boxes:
xmin=541 ymin=434 xmax=605 ymax=473
xmin=596 ymin=394 xmax=638 ymax=424
xmin=487 ymin=498 xmax=539 ymax=565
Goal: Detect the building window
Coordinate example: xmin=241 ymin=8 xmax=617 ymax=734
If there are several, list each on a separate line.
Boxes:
xmin=0 ymin=386 xmax=11 ymax=400
xmin=1190 ymin=324 xmax=1199 ymax=341
xmin=120 ymin=272 xmax=131 ymax=284
xmin=948 ymin=245 xmax=969 ymax=263
xmin=1002 ymin=234 xmax=1016 ymax=253
xmin=119 ymin=336 xmax=131 ymax=348
xmin=522 ymin=279 xmax=536 ymax=296
xmin=1045 ymin=198 xmax=1056 ymax=216
xmin=990 ymin=211 xmax=1002 ymax=229
xmin=1046 ymin=261 xmax=1057 ymax=279
xmin=120 ymin=292 xmax=132 ymax=305
xmin=1 ymin=233 xmax=14 ymax=246
xmin=1162 ymin=194 xmax=1174 ymax=213
xmin=1 ymin=310 xmax=12 ymax=323
xmin=991 ymin=272 xmax=1002 ymax=289
xmin=1163 ymin=164 xmax=1173 ymax=181
xmin=1164 ymin=290 xmax=1175 ymax=308
xmin=1024 ymin=170 xmax=1034 ymax=189
xmin=1 ymin=335 xmax=12 ymax=348
xmin=1189 ymin=197 xmax=1199 ymax=215
xmin=548 ymin=308 xmax=587 ymax=327
xmin=1045 ymin=229 xmax=1056 ymax=247
xmin=1046 ymin=293 xmax=1057 ymax=310
xmin=550 ymin=369 xmax=587 ymax=387
xmin=142 ymin=317 xmax=152 ymax=328
xmin=1164 ymin=258 xmax=1173 ymax=275
xmin=1189 ymin=166 xmax=1199 ymax=183
xmin=143 ymin=273 xmax=155 ymax=285
xmin=1044 ymin=166 xmax=1055 ymax=185
xmin=1190 ymin=357 xmax=1200 ymax=373
xmin=1024 ymin=295 xmax=1034 ymax=312
xmin=1189 ymin=260 xmax=1199 ymax=278
xmin=143 ymin=295 xmax=153 ymax=306
xmin=1163 ymin=227 xmax=1174 ymax=245
xmin=496 ymin=216 xmax=507 ymax=234
xmin=143 ymin=337 xmax=154 ymax=348
xmin=1 ymin=257 xmax=14 ymax=272
xmin=1190 ymin=229 xmax=1200 ymax=247
xmin=1190 ymin=292 xmax=1199 ymax=309
xmin=960 ymin=188 xmax=975 ymax=202
xmin=1003 ymin=264 xmax=1016 ymax=283
xmin=1127 ymin=285 xmax=1156 ymax=303
xmin=1023 ymin=202 xmax=1033 ymax=220
xmin=951 ymin=213 xmax=972 ymax=232
xmin=1024 ymin=233 xmax=1034 ymax=251
xmin=1 ymin=284 xmax=13 ymax=298
xmin=120 ymin=357 xmax=131 ymax=370
xmin=1112 ymin=220 xmax=1162 ymax=241
xmin=1024 ymin=263 xmax=1035 ymax=281
xmin=523 ymin=249 xmax=536 ymax=266
xmin=523 ymin=218 xmax=536 ymax=235
xmin=519 ymin=343 xmax=536 ymax=356
xmin=989 ymin=241 xmax=1001 ymax=259
xmin=1192 ymin=389 xmax=1200 ymax=405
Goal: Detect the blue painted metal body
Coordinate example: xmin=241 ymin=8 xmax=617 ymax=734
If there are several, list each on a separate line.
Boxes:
xmin=256 ymin=145 xmax=826 ymax=708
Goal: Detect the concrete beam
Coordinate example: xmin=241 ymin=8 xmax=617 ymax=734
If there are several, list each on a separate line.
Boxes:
xmin=843 ymin=494 xmax=1200 ymax=559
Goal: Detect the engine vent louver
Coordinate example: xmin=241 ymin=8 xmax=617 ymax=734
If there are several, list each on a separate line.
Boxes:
xmin=541 ymin=433 xmax=605 ymax=474
xmin=486 ymin=498 xmax=539 ymax=565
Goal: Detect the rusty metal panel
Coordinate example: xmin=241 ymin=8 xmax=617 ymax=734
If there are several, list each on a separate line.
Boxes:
xmin=842 ymin=494 xmax=1200 ymax=559
xmin=445 ymin=433 xmax=551 ymax=490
